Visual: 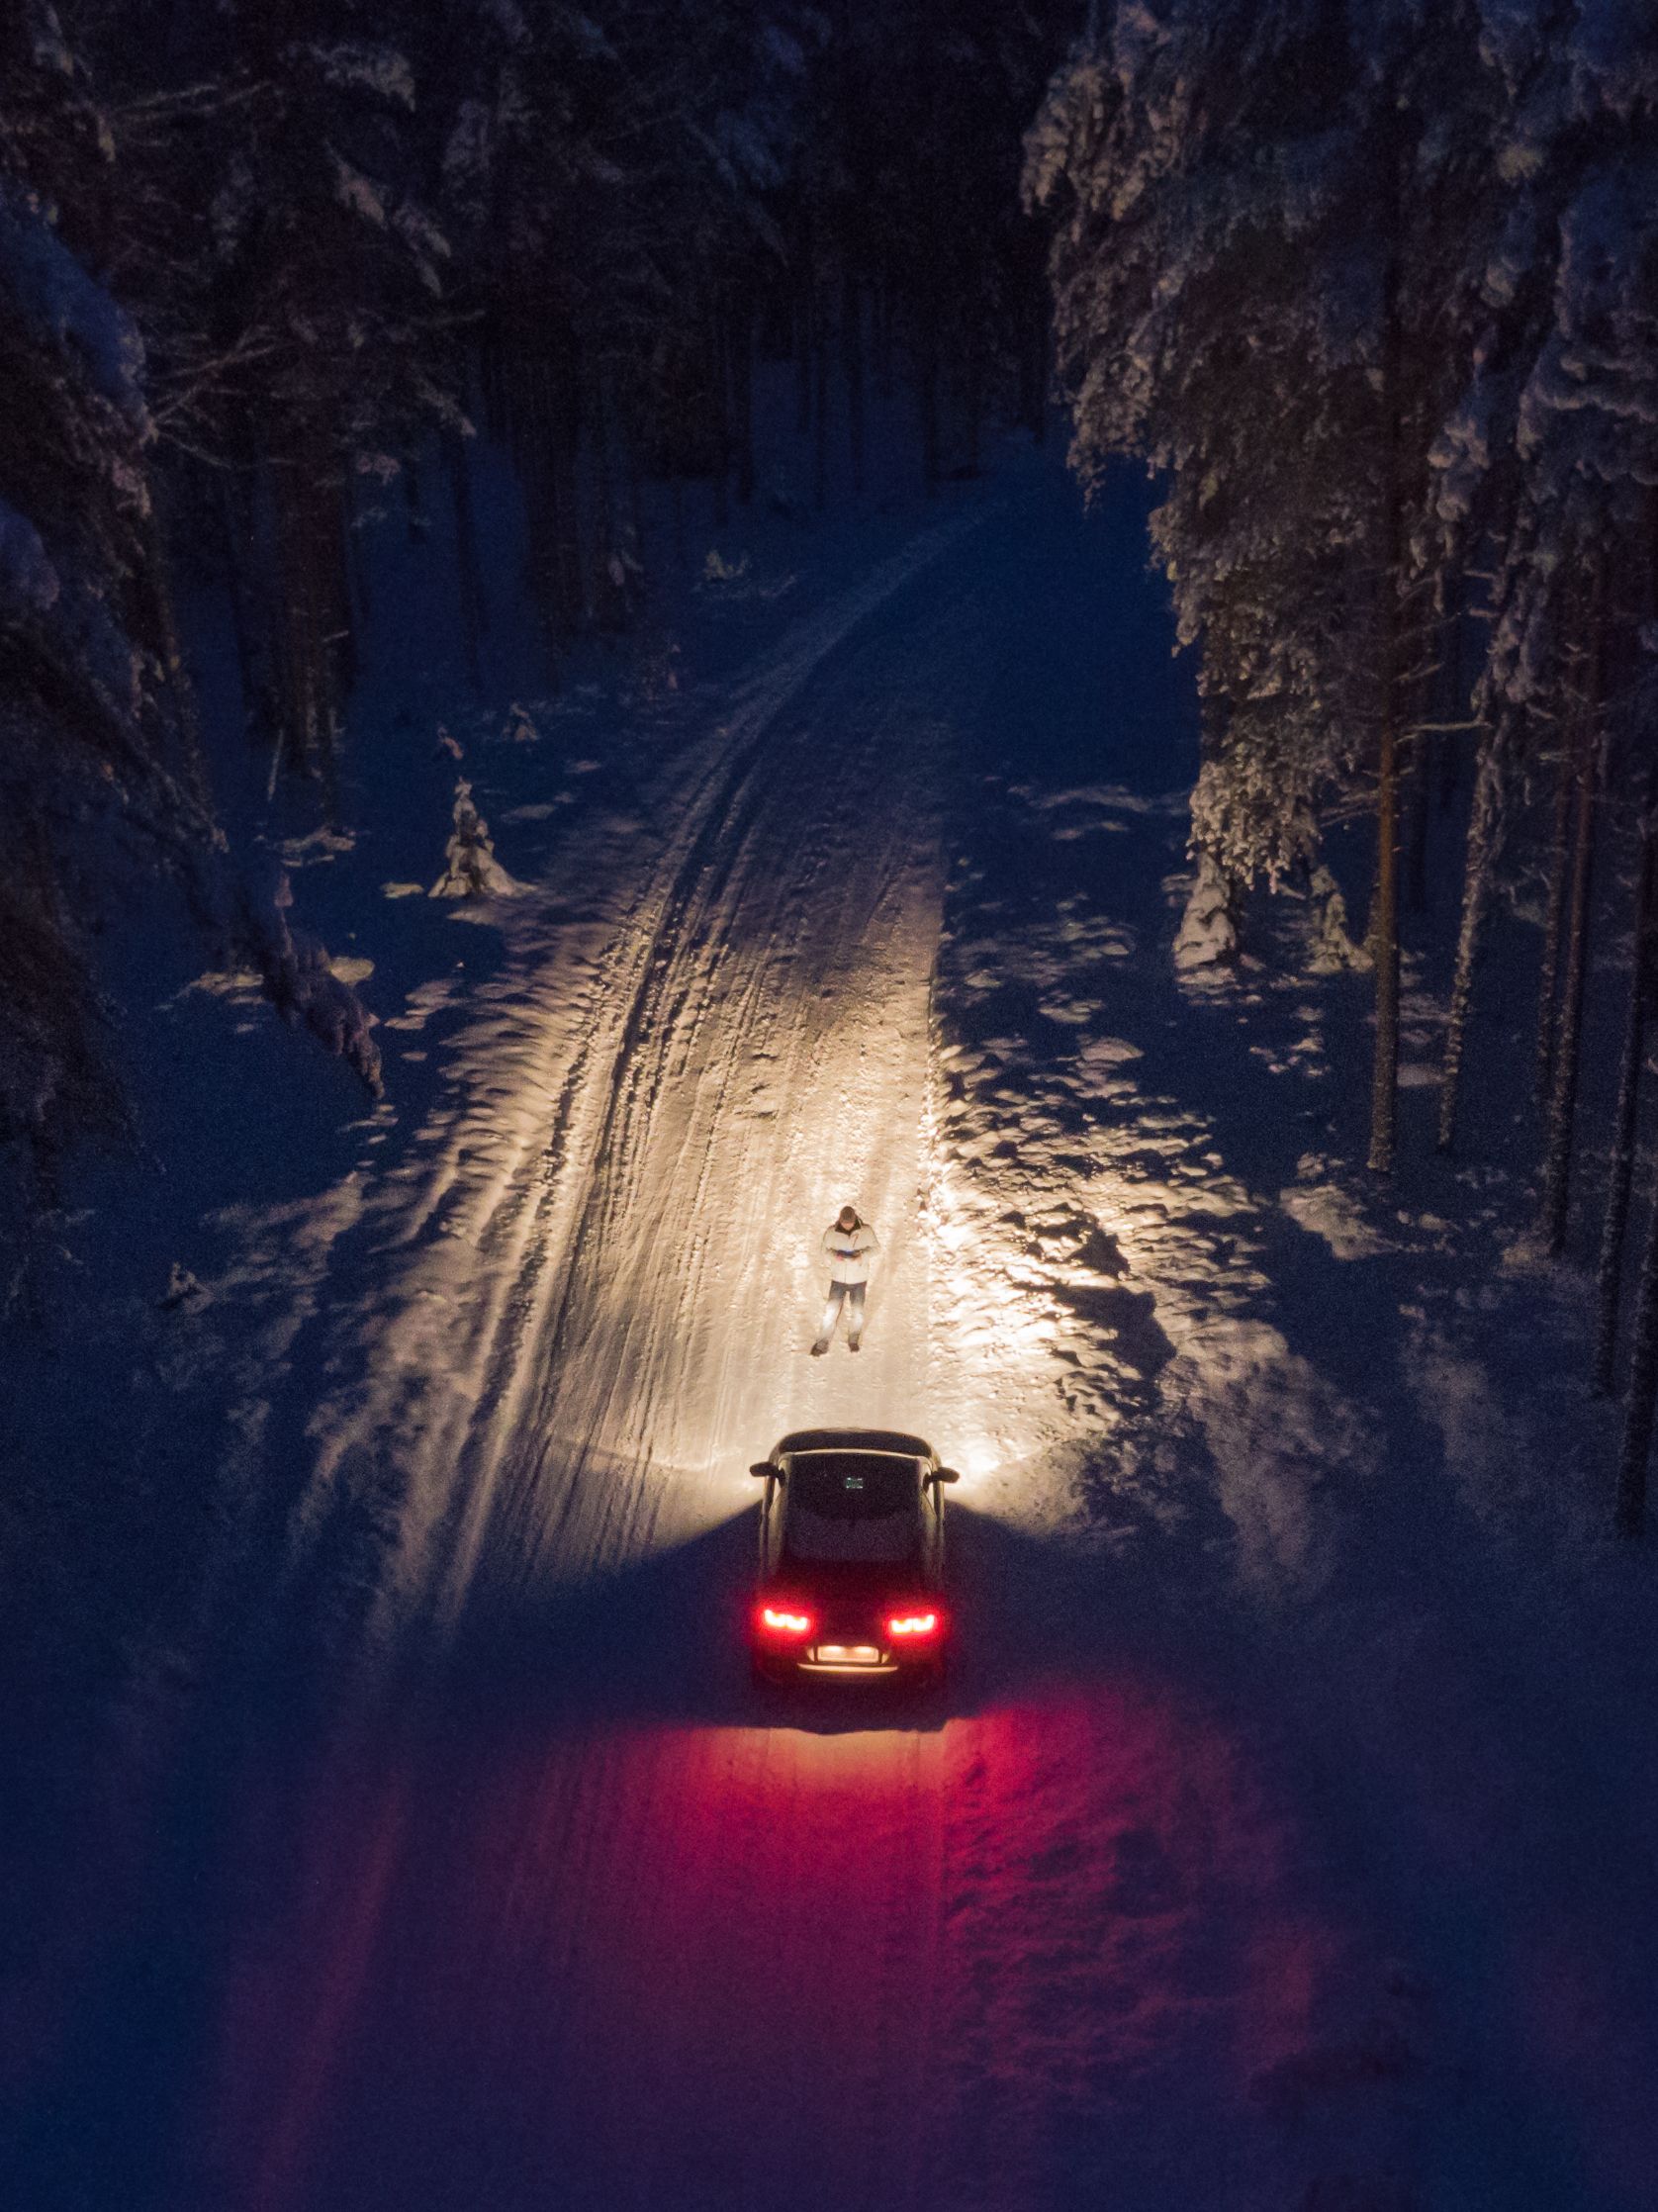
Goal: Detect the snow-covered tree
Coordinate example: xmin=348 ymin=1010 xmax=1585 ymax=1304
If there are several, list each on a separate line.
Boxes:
xmin=430 ymin=777 xmax=519 ymax=899
xmin=96 ymin=0 xmax=463 ymax=788
xmin=0 ymin=5 xmax=214 ymax=1239
xmin=1028 ymin=0 xmax=1658 ymax=1186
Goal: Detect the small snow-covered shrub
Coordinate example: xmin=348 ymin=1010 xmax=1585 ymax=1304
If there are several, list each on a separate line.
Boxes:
xmin=1305 ymin=867 xmax=1369 ymax=975
xmin=430 ymin=778 xmax=520 ymax=899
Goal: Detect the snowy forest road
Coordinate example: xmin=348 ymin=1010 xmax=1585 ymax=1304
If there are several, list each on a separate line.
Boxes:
xmin=19 ymin=466 xmax=1658 ymax=2212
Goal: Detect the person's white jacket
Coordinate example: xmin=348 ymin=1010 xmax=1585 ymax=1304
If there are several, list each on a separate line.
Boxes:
xmin=822 ymin=1220 xmax=879 ymax=1285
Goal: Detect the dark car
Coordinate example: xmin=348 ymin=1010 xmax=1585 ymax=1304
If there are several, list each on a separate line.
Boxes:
xmin=748 ymin=1428 xmax=961 ymax=1686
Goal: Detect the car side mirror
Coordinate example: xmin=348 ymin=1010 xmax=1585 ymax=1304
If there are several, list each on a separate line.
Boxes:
xmin=750 ymin=1462 xmax=775 ymax=1480
xmin=933 ymin=1467 xmax=961 ymax=1486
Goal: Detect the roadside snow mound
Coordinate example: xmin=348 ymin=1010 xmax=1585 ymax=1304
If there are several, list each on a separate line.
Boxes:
xmin=252 ymin=868 xmax=383 ymax=1095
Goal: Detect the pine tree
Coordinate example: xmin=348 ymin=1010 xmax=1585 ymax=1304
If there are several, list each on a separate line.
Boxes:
xmin=1 ymin=5 xmax=215 ymax=1238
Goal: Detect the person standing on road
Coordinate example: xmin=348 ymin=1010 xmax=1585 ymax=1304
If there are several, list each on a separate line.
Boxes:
xmin=812 ymin=1205 xmax=879 ymax=1354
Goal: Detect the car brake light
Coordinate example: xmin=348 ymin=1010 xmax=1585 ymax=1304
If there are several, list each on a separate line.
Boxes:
xmin=758 ymin=1605 xmax=813 ymax=1638
xmin=885 ymin=1611 xmax=940 ymax=1639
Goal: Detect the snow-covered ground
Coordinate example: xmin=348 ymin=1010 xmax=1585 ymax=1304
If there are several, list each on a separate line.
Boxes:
xmin=7 ymin=442 xmax=1658 ymax=2212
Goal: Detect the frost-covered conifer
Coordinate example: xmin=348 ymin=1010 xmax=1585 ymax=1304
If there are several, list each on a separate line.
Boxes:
xmin=1030 ymin=0 xmax=1658 ymax=1186
xmin=430 ymin=778 xmax=519 ymax=899
xmin=0 ymin=5 xmax=212 ymax=1234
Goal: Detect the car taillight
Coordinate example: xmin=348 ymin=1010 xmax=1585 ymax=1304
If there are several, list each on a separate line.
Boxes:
xmin=885 ymin=1610 xmax=940 ymax=1640
xmin=758 ymin=1604 xmax=813 ymax=1638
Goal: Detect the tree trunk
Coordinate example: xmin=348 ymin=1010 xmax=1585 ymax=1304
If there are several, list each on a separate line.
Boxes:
xmin=1540 ymin=652 xmax=1601 ymax=1253
xmin=712 ymin=313 xmax=731 ymax=530
xmin=874 ymin=279 xmax=894 ymax=396
xmin=270 ymin=439 xmax=340 ymax=805
xmin=842 ymin=271 xmax=865 ymax=498
xmin=1536 ymin=743 xmax=1575 ymax=1101
xmin=812 ymin=308 xmax=829 ymax=510
xmin=732 ymin=295 xmax=755 ymax=506
xmin=1368 ymin=704 xmax=1402 ymax=1173
xmin=795 ymin=281 xmax=813 ymax=438
xmin=1594 ymin=790 xmax=1653 ymax=1389
xmin=919 ymin=312 xmax=941 ymax=498
xmin=1615 ymin=1165 xmax=1658 ymax=1535
xmin=552 ymin=349 xmax=585 ymax=630
xmin=1404 ymin=733 xmax=1430 ymax=910
xmin=512 ymin=346 xmax=563 ymax=665
xmin=1026 ymin=280 xmax=1050 ymax=444
xmin=403 ymin=449 xmax=429 ymax=542
xmin=445 ymin=429 xmax=487 ymax=691
xmin=140 ymin=489 xmax=212 ymax=822
xmin=1366 ymin=238 xmax=1406 ymax=1176
xmin=216 ymin=470 xmax=266 ymax=745
xmin=1437 ymin=716 xmax=1504 ymax=1152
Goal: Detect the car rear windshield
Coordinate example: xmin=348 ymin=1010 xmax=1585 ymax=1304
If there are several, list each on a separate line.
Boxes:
xmin=786 ymin=1453 xmax=918 ymax=1519
xmin=782 ymin=1453 xmax=921 ymax=1565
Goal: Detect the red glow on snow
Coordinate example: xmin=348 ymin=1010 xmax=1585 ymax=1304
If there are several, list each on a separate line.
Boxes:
xmin=202 ymin=1677 xmax=1362 ymax=2212
xmin=885 ymin=1610 xmax=940 ymax=1638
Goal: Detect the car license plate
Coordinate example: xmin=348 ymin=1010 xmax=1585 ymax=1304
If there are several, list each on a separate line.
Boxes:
xmin=814 ymin=1643 xmax=882 ymax=1666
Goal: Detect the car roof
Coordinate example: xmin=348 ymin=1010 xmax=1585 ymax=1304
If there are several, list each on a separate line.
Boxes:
xmin=773 ymin=1427 xmax=936 ymax=1463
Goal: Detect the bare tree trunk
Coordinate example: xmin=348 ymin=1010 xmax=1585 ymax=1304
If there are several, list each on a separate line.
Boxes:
xmin=1536 ymin=743 xmax=1574 ymax=1101
xmin=1437 ymin=716 xmax=1504 ymax=1152
xmin=627 ymin=438 xmax=647 ymax=576
xmin=1025 ymin=280 xmax=1050 ymax=443
xmin=919 ymin=311 xmax=942 ymax=498
xmin=216 ymin=467 xmax=267 ymax=744
xmin=966 ymin=331 xmax=984 ymax=478
xmin=1594 ymin=788 xmax=1653 ymax=1389
xmin=812 ymin=305 xmax=829 ymax=510
xmin=712 ymin=313 xmax=731 ymax=531
xmin=732 ymin=296 xmax=755 ymax=507
xmin=874 ymin=279 xmax=894 ymax=396
xmin=403 ymin=449 xmax=429 ymax=542
xmin=271 ymin=447 xmax=337 ymax=798
xmin=842 ymin=271 xmax=865 ymax=498
xmin=592 ymin=379 xmax=616 ymax=626
xmin=1369 ymin=702 xmax=1402 ymax=1173
xmin=1404 ymin=733 xmax=1430 ymax=910
xmin=512 ymin=345 xmax=563 ymax=668
xmin=1367 ymin=259 xmax=1406 ymax=1176
xmin=445 ymin=429 xmax=487 ymax=691
xmin=552 ymin=348 xmax=585 ymax=630
xmin=795 ymin=281 xmax=813 ymax=438
xmin=140 ymin=489 xmax=212 ymax=820
xmin=1615 ymin=1167 xmax=1658 ymax=1535
xmin=1541 ymin=652 xmax=1601 ymax=1252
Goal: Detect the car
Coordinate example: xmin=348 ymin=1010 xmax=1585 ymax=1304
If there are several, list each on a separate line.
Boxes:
xmin=748 ymin=1427 xmax=961 ymax=1686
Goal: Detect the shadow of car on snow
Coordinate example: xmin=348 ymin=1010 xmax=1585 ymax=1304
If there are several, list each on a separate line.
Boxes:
xmin=433 ymin=1499 xmax=1193 ymax=1740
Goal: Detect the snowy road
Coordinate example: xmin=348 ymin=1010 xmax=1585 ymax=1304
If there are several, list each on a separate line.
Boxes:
xmin=205 ymin=492 xmax=1348 ymax=2212
xmin=20 ymin=469 xmax=1658 ymax=2212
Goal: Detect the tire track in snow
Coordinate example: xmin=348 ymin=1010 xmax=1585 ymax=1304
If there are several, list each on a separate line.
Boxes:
xmin=286 ymin=509 xmax=984 ymax=1647
xmin=186 ymin=481 xmax=1417 ymax=2212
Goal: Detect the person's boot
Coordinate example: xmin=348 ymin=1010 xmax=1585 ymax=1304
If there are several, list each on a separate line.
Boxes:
xmin=848 ymin=1336 xmax=862 ymax=1353
xmin=811 ymin=1337 xmax=829 ymax=1356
